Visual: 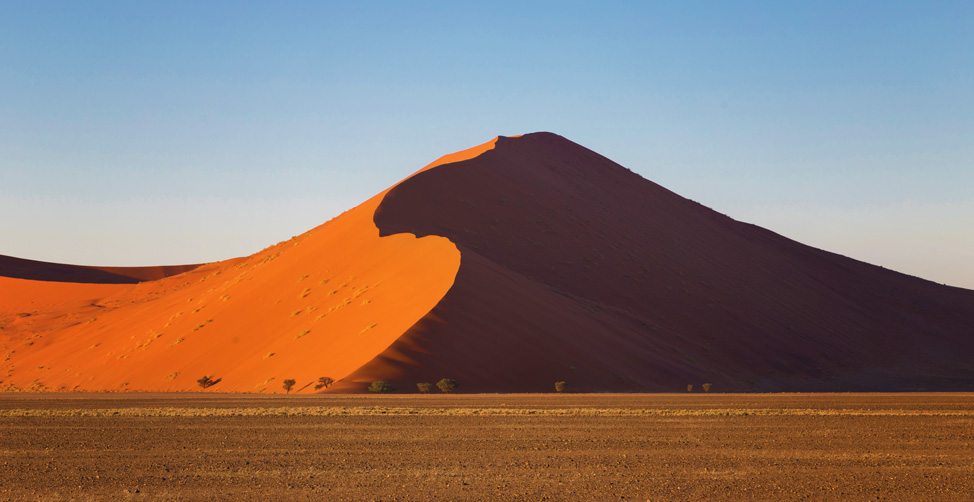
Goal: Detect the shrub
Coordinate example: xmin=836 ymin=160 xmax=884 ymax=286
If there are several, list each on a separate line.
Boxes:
xmin=702 ymin=383 xmax=713 ymax=393
xmin=369 ymin=381 xmax=394 ymax=393
xmin=554 ymin=381 xmax=567 ymax=393
xmin=436 ymin=378 xmax=459 ymax=393
xmin=416 ymin=382 xmax=433 ymax=393
xmin=283 ymin=379 xmax=297 ymax=394
xmin=686 ymin=384 xmax=693 ymax=393
xmin=314 ymin=376 xmax=334 ymax=390
xmin=197 ymin=376 xmax=216 ymax=389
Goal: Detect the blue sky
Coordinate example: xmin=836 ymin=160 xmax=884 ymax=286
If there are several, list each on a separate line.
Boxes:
xmin=1 ymin=1 xmax=972 ymax=287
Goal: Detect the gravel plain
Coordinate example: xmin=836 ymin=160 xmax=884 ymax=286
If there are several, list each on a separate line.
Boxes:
xmin=1 ymin=393 xmax=972 ymax=501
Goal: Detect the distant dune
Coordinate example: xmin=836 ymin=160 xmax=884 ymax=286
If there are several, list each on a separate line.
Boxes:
xmin=0 ymin=254 xmax=201 ymax=284
xmin=2 ymin=133 xmax=972 ymax=393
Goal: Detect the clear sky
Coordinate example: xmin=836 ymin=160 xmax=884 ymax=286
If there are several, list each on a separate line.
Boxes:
xmin=2 ymin=1 xmax=972 ymax=288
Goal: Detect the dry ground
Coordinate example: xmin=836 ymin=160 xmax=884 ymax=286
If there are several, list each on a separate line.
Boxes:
xmin=1 ymin=393 xmax=972 ymax=501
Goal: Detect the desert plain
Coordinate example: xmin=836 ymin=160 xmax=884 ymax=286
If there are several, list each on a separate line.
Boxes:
xmin=1 ymin=392 xmax=972 ymax=501
xmin=3 ymin=134 xmax=974 ymax=501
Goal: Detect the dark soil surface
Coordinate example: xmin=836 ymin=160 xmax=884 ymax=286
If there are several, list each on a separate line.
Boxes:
xmin=1 ymin=393 xmax=972 ymax=501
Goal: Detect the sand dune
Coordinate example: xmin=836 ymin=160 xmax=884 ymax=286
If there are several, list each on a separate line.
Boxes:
xmin=2 ymin=133 xmax=972 ymax=393
xmin=0 ymin=254 xmax=201 ymax=284
xmin=0 ymin=140 xmax=493 ymax=392
xmin=354 ymin=133 xmax=974 ymax=392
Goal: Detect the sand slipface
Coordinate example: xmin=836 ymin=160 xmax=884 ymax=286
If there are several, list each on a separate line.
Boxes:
xmin=2 ymin=132 xmax=974 ymax=393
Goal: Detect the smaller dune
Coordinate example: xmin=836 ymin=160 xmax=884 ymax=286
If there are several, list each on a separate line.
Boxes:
xmin=0 ymin=254 xmax=201 ymax=284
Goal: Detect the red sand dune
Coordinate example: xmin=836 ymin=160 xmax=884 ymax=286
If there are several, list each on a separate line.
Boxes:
xmin=0 ymin=141 xmax=485 ymax=392
xmin=2 ymin=133 xmax=973 ymax=393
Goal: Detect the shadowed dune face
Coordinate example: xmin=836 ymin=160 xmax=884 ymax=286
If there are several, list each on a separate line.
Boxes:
xmin=358 ymin=132 xmax=974 ymax=392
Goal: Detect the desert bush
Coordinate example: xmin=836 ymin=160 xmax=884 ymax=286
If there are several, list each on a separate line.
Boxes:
xmin=554 ymin=381 xmax=567 ymax=393
xmin=686 ymin=384 xmax=693 ymax=393
xmin=416 ymin=382 xmax=433 ymax=393
xmin=314 ymin=376 xmax=335 ymax=390
xmin=436 ymin=378 xmax=459 ymax=393
xmin=197 ymin=376 xmax=216 ymax=389
xmin=283 ymin=379 xmax=297 ymax=393
xmin=369 ymin=381 xmax=394 ymax=393
xmin=702 ymin=383 xmax=713 ymax=393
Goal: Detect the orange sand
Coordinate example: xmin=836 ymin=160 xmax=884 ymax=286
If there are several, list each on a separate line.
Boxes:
xmin=0 ymin=139 xmax=497 ymax=392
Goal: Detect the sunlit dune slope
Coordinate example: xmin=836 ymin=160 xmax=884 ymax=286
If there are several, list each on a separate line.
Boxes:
xmin=342 ymin=132 xmax=974 ymax=392
xmin=0 ymin=140 xmax=499 ymax=392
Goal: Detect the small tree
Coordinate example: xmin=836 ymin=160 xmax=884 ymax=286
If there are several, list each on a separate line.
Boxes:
xmin=436 ymin=378 xmax=459 ymax=393
xmin=369 ymin=381 xmax=394 ymax=393
xmin=197 ymin=376 xmax=215 ymax=389
xmin=314 ymin=376 xmax=334 ymax=390
xmin=686 ymin=384 xmax=693 ymax=393
xmin=283 ymin=378 xmax=297 ymax=394
xmin=554 ymin=381 xmax=567 ymax=393
xmin=702 ymin=383 xmax=713 ymax=393
xmin=416 ymin=382 xmax=433 ymax=394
